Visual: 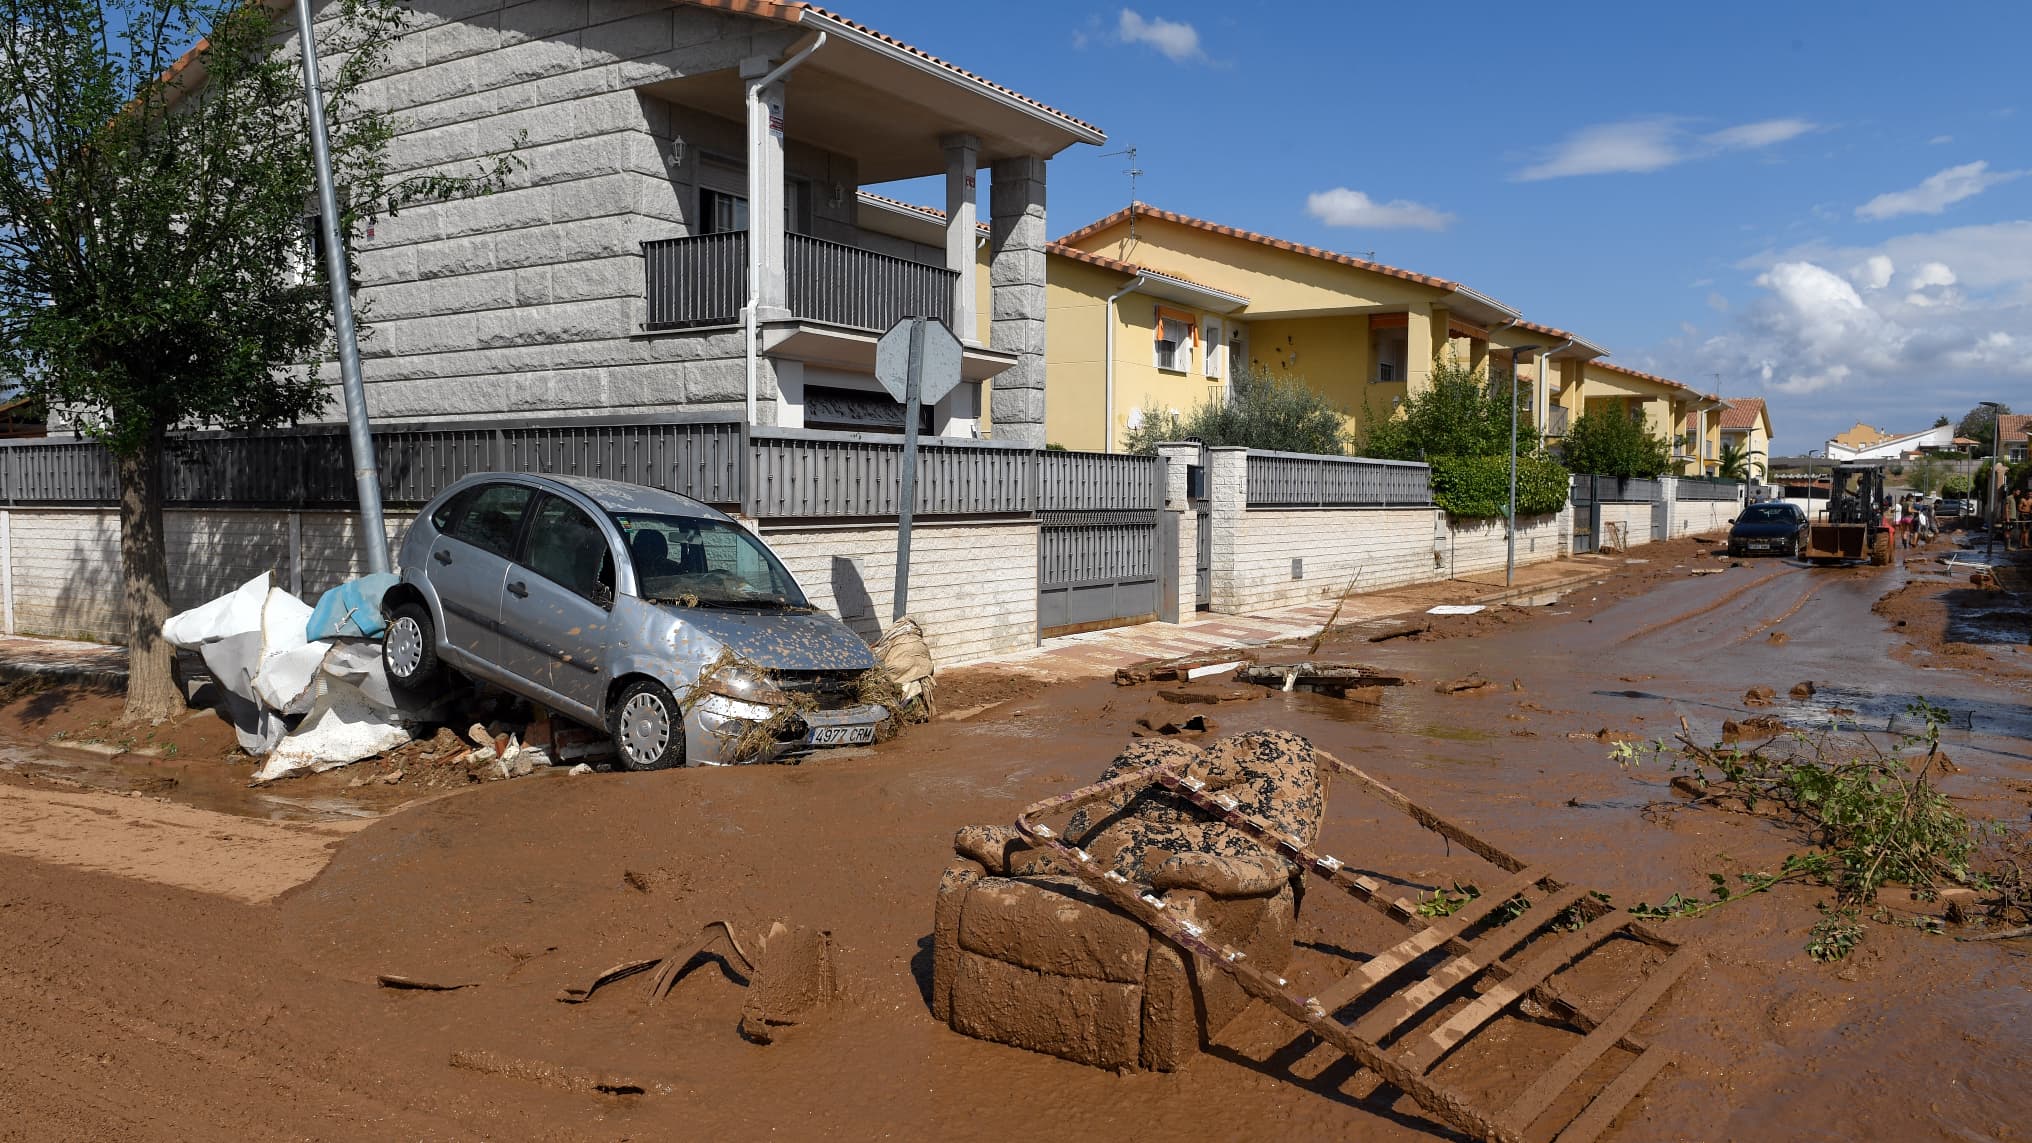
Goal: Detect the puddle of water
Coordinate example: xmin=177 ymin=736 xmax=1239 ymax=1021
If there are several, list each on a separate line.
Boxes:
xmin=0 ymin=741 xmax=385 ymax=823
xmin=1517 ymin=591 xmax=1567 ymax=607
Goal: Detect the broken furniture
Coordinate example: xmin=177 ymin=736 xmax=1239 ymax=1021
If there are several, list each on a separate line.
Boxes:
xmin=933 ymin=732 xmax=1321 ymax=1072
xmin=1013 ymin=743 xmax=1696 ymax=1143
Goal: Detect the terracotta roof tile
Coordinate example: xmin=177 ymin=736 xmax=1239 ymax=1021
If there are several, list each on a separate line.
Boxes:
xmin=685 ymin=1 xmax=1103 ymax=137
xmin=1054 ymin=203 xmax=1458 ymax=290
xmin=1997 ymin=412 xmax=2032 ymax=441
xmin=1718 ymin=397 xmax=1767 ymax=430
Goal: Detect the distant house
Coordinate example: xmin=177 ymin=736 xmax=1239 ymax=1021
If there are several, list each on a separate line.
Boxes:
xmin=1038 ymin=202 xmax=1605 ymax=452
xmin=248 ymin=0 xmax=1106 ymax=442
xmin=1717 ymin=397 xmax=1772 ymax=476
xmin=1824 ymin=422 xmax=1959 ymax=460
xmin=1999 ymin=414 xmax=2032 ymax=463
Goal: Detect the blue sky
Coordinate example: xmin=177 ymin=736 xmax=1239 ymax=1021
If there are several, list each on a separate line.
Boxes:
xmin=849 ymin=0 xmax=2032 ymax=455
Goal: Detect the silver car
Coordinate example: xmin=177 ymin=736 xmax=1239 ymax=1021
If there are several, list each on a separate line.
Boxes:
xmin=380 ymin=473 xmax=886 ymax=768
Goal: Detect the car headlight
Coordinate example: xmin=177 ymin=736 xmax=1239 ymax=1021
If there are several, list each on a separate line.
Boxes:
xmin=704 ymin=664 xmax=785 ymax=704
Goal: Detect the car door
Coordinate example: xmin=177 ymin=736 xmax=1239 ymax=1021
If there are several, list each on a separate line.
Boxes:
xmin=494 ymin=492 xmax=618 ymax=719
xmin=427 ymin=481 xmax=536 ymax=667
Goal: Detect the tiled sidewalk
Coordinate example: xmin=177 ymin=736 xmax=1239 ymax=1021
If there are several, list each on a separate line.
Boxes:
xmin=986 ymin=559 xmax=1610 ymax=683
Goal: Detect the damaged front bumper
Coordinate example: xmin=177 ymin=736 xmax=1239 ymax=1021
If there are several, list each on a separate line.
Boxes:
xmin=684 ymin=695 xmax=889 ymax=766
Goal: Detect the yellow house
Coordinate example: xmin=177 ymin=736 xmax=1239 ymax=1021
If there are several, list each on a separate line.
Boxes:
xmin=1555 ymin=360 xmax=1726 ymax=476
xmin=1718 ymin=398 xmax=1774 ymax=477
xmin=1044 ymin=204 xmax=1604 ymax=452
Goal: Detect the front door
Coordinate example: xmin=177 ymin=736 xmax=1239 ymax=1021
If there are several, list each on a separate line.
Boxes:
xmin=429 ymin=481 xmax=535 ymax=664
xmin=495 ymin=492 xmax=617 ymax=719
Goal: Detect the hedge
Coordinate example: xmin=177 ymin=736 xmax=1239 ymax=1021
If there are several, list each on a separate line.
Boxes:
xmin=1431 ymin=454 xmax=1571 ymax=519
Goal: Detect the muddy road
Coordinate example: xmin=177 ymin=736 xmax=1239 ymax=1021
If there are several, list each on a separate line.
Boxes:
xmin=2 ymin=542 xmax=2028 ymax=1141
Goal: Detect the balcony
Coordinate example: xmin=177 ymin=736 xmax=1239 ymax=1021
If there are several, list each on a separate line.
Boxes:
xmin=643 ymin=232 xmax=958 ymax=334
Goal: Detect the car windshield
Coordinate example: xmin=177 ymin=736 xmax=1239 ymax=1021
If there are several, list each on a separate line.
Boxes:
xmin=1741 ymin=505 xmax=1792 ymax=521
xmin=611 ymin=514 xmax=809 ymax=609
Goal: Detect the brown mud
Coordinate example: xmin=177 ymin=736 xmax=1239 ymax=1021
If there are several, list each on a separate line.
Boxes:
xmin=2 ymin=543 xmax=2030 ymax=1140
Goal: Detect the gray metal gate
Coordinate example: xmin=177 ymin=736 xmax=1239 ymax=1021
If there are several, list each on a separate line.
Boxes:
xmin=1038 ymin=510 xmax=1161 ymax=635
xmin=1571 ymin=475 xmax=1599 ymax=554
xmin=1037 ymin=452 xmax=1164 ymax=637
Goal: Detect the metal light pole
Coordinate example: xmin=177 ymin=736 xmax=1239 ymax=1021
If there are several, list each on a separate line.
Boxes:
xmin=1980 ymin=400 xmax=2001 ymax=562
xmin=295 ymin=0 xmax=388 ymax=574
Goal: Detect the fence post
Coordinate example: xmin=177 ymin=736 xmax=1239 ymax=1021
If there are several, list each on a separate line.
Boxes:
xmin=1206 ymin=447 xmax=1248 ymax=613
xmin=1654 ymin=476 xmax=1678 ymax=541
xmin=1156 ymin=443 xmax=1198 ymax=623
xmin=1 ymin=508 xmax=13 ymax=635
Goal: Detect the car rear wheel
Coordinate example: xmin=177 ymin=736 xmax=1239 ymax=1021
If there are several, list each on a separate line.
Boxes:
xmin=382 ymin=603 xmax=442 ymax=698
xmin=610 ymin=678 xmax=685 ymax=771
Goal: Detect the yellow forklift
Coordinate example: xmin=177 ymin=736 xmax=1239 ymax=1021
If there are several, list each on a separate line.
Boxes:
xmin=1804 ymin=463 xmax=1892 ymax=565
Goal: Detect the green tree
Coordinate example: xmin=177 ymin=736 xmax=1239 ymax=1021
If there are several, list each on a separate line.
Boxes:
xmin=1941 ymin=474 xmax=1973 ymax=499
xmin=1359 ymin=354 xmax=1535 ymax=461
xmin=0 ymin=0 xmax=511 ymax=718
xmin=1120 ymin=366 xmax=1351 ymax=456
xmin=1933 ymin=414 xmax=1951 ymax=428
xmin=1716 ymin=439 xmax=1764 ymax=481
xmin=1956 ymin=402 xmax=2012 ymax=456
xmin=1558 ymin=409 xmax=1674 ymax=478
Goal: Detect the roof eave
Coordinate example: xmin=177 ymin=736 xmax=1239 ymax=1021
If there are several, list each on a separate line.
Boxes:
xmin=799 ymin=8 xmax=1107 ymax=149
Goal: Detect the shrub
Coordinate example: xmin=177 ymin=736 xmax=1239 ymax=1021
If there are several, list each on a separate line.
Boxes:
xmin=1431 ymin=453 xmax=1570 ymax=519
xmin=1360 ymin=354 xmax=1534 ymax=462
xmin=1120 ymin=366 xmax=1351 ymax=456
xmin=1558 ymin=410 xmax=1673 ymax=478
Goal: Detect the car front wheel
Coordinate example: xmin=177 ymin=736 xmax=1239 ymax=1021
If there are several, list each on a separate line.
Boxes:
xmin=610 ymin=678 xmax=685 ymax=771
xmin=383 ymin=602 xmax=442 ymax=698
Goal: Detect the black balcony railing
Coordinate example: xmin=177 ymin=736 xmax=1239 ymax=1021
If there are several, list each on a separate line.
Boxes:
xmin=642 ymin=231 xmax=959 ymax=334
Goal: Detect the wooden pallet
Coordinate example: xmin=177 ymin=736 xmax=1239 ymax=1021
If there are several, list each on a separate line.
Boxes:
xmin=1015 ymin=750 xmax=1697 ymax=1143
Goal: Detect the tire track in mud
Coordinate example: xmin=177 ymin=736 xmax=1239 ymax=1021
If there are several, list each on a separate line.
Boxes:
xmin=1730 ymin=577 xmax=1825 ymax=645
xmin=1619 ymin=567 xmax=1795 ymax=645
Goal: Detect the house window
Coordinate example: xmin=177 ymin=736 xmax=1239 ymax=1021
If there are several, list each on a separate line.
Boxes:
xmin=698 ymin=183 xmax=810 ymax=236
xmin=1202 ymin=318 xmax=1223 ymax=378
xmin=1377 ymin=362 xmax=1394 ymax=383
xmin=1154 ymin=308 xmax=1194 ymax=373
xmin=700 ymin=188 xmax=748 ymax=235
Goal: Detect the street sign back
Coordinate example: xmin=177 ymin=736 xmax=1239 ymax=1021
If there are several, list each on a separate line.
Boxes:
xmin=876 ymin=317 xmax=964 ymax=406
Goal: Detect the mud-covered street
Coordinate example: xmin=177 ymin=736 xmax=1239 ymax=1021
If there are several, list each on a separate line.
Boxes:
xmin=2 ymin=540 xmax=2028 ymax=1141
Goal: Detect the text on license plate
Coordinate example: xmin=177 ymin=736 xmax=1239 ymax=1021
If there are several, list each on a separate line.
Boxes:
xmin=808 ymin=725 xmax=875 ymax=747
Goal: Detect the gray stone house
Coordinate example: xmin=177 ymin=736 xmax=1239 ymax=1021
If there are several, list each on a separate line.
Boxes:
xmin=324 ymin=0 xmax=1105 ymax=443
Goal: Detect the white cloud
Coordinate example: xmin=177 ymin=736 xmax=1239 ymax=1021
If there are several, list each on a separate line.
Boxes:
xmin=1704 ymin=118 xmax=1815 ymax=149
xmin=1116 ymin=9 xmax=1202 ymax=62
xmin=1516 ymin=118 xmax=1682 ymax=180
xmin=1929 ymin=134 xmax=1955 ymax=145
xmin=1515 ymin=116 xmax=1816 ymax=181
xmin=1851 ymin=254 xmax=1894 ymax=290
xmin=1706 ymin=291 xmax=1730 ymax=312
xmin=1304 ymin=187 xmax=1453 ymax=231
xmin=1856 ymin=160 xmax=2024 ymax=220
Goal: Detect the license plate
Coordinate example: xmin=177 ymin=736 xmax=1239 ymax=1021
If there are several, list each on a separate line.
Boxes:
xmin=807 ymin=725 xmax=874 ymax=747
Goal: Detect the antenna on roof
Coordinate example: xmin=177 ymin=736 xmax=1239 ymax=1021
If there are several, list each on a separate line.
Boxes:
xmin=1096 ymin=145 xmax=1144 ymax=245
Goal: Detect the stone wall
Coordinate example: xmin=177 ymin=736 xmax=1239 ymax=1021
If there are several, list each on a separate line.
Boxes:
xmin=1669 ymin=497 xmax=1742 ymax=538
xmin=756 ymin=519 xmax=1039 ymax=665
xmin=1221 ymin=508 xmax=1439 ymax=613
xmin=1442 ymin=510 xmax=1569 ymax=579
xmin=1598 ymin=501 xmax=1656 ymax=550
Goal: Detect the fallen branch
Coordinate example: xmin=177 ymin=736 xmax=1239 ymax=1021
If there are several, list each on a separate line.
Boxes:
xmin=1956 ymin=925 xmax=2032 ymax=943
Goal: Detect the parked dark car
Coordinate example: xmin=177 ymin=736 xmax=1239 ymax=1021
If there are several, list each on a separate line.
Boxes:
xmin=1936 ymin=498 xmax=1967 ymax=517
xmin=380 ymin=474 xmax=885 ymax=770
xmin=1727 ymin=501 xmax=1810 ymax=558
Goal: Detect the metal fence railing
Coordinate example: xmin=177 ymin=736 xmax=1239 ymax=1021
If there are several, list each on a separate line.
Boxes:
xmin=1676 ymin=477 xmax=1743 ymax=501
xmin=1591 ymin=476 xmax=1662 ymax=503
xmin=1039 ymin=449 xmax=1159 ymax=512
xmin=642 ymin=231 xmax=747 ymax=330
xmin=785 ymin=234 xmax=956 ymax=333
xmin=745 ymin=426 xmax=1032 ymax=518
xmin=1244 ymin=449 xmax=1433 ymax=508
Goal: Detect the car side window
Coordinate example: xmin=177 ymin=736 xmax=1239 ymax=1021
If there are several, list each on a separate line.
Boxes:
xmin=430 ymin=486 xmax=480 ymax=533
xmin=520 ymin=494 xmax=613 ymax=605
xmin=444 ymin=483 xmax=534 ymax=558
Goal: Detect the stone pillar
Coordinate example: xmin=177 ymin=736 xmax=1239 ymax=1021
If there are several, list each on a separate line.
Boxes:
xmin=942 ymin=134 xmax=980 ymax=344
xmin=1157 ymin=442 xmax=1199 ymax=622
xmin=1206 ymin=446 xmax=1248 ymax=613
xmin=1654 ymin=476 xmax=1677 ymax=542
xmin=741 ymin=57 xmax=790 ymax=318
xmin=989 ymin=155 xmax=1048 ymax=445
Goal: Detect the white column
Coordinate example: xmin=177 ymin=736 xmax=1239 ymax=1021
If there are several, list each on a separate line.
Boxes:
xmin=1157 ymin=442 xmax=1198 ymax=622
xmin=742 ymin=56 xmax=790 ymax=318
xmin=1 ymin=509 xmax=13 ymax=635
xmin=942 ymin=134 xmax=979 ymax=344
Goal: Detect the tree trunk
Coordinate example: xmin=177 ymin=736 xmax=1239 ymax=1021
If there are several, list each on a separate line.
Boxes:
xmin=118 ymin=433 xmax=182 ymax=722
